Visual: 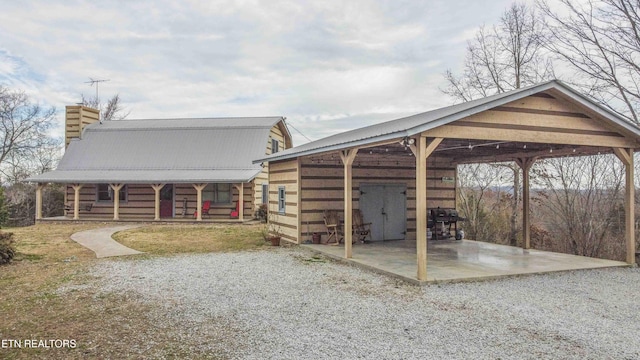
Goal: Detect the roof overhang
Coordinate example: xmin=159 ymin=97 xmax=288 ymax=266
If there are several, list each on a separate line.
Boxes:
xmin=254 ymin=80 xmax=640 ymax=164
xmin=24 ymin=169 xmax=263 ymax=184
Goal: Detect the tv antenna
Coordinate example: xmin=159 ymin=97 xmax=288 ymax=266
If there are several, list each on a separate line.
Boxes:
xmin=84 ymin=77 xmax=110 ymax=99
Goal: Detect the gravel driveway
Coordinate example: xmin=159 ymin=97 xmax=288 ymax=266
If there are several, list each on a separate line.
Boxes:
xmin=93 ymin=248 xmax=640 ymax=359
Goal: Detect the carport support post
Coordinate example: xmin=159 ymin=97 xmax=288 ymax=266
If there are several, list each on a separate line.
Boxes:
xmin=110 ymin=183 xmax=124 ymax=220
xmin=614 ymin=148 xmax=636 ymax=264
xmin=71 ymin=184 xmax=83 ymax=220
xmin=35 ymin=183 xmax=45 ymax=220
xmin=413 ymin=137 xmax=443 ymax=281
xmin=193 ymin=183 xmax=207 ymax=221
xmin=234 ymin=183 xmax=244 ymax=221
xmin=151 ymin=184 xmax=165 ymax=221
xmin=340 ymin=148 xmax=358 ymax=259
xmin=516 ymin=158 xmax=535 ymax=250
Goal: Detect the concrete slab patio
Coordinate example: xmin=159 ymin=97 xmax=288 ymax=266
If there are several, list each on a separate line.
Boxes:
xmin=303 ymin=239 xmax=629 ymax=284
xmin=71 ymin=225 xmax=144 ymax=258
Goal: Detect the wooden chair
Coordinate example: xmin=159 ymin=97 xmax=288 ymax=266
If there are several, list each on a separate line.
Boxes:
xmin=323 ymin=210 xmax=343 ymax=245
xmin=352 ymin=209 xmax=372 ymax=243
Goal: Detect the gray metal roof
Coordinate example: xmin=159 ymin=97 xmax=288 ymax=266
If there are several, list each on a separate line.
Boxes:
xmin=28 ymin=117 xmax=282 ymax=183
xmin=255 ymin=80 xmax=640 ymax=163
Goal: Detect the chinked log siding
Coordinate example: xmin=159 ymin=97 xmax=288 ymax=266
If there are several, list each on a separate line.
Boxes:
xmin=268 ymin=159 xmax=301 ymax=242
xmin=297 ymin=153 xmax=456 ymax=242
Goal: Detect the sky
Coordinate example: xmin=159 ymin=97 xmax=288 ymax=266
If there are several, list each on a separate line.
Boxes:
xmin=0 ymin=0 xmax=522 ymax=146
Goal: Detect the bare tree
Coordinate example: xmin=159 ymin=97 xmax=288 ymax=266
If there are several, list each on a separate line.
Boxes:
xmin=532 ymin=155 xmax=625 ymax=259
xmin=457 ymin=163 xmax=513 ymax=243
xmin=81 ymin=93 xmax=129 ymax=121
xmin=0 ymin=85 xmax=57 ymax=173
xmin=443 ymin=3 xmax=555 ymax=246
xmin=443 ymin=3 xmax=554 ymax=101
xmin=539 ymin=0 xmax=640 ymax=123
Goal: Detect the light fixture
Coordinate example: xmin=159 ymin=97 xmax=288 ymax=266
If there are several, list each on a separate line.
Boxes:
xmin=549 ymin=148 xmax=553 ymax=153
xmin=573 ymin=148 xmax=576 ymax=153
xmin=523 ymin=144 xmax=527 ymax=149
xmin=401 ymin=136 xmax=415 ymax=146
xmin=496 ymin=144 xmax=500 ymax=149
xmin=369 ymin=150 xmax=373 ymax=155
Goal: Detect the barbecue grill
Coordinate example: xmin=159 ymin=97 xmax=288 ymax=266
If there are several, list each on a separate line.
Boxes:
xmin=428 ymin=207 xmax=464 ymax=240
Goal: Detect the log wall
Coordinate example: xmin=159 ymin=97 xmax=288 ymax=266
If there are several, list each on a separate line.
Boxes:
xmin=254 ymin=123 xmax=289 ymax=212
xmin=298 ymin=152 xmax=456 ymax=243
xmin=268 ymin=159 xmax=300 ymax=243
xmin=65 ymin=182 xmax=254 ymax=220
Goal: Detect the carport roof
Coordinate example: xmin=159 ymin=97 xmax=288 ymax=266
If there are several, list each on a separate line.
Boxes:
xmin=254 ymin=80 xmax=640 ymax=163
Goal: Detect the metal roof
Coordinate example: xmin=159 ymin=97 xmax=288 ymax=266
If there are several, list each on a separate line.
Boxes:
xmin=254 ymin=80 xmax=640 ymax=163
xmin=28 ymin=117 xmax=282 ymax=183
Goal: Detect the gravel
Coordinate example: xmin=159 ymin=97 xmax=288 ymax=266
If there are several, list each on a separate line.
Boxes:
xmin=92 ymin=248 xmax=640 ymax=359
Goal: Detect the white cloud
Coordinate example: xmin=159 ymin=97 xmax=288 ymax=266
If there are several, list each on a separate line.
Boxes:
xmin=0 ymin=0 xmax=517 ymax=146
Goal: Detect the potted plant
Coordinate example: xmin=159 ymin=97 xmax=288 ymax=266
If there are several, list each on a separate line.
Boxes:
xmin=260 ymin=211 xmax=282 ymax=246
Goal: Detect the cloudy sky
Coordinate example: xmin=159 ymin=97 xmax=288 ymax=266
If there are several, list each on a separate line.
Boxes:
xmin=1 ymin=0 xmax=522 ymax=145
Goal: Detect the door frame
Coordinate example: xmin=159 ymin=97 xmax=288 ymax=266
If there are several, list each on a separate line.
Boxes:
xmin=159 ymin=184 xmax=175 ymax=218
xmin=359 ymin=183 xmax=407 ymax=241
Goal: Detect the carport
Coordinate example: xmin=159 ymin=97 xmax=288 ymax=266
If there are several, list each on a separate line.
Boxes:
xmin=256 ymin=80 xmax=640 ymax=282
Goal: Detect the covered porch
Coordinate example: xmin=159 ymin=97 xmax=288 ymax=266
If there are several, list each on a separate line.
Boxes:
xmin=257 ymin=81 xmax=640 ymax=283
xmin=34 ymin=181 xmax=254 ymax=222
xmin=304 ymin=240 xmax=629 ymax=284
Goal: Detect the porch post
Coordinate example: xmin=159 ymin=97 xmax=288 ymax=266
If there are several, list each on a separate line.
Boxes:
xmin=413 ymin=137 xmax=443 ymax=281
xmin=193 ymin=183 xmax=207 ymax=221
xmin=35 ymin=183 xmax=45 ymax=220
xmin=71 ymin=184 xmax=83 ymax=220
xmin=516 ymin=158 xmax=535 ymax=250
xmin=340 ymin=148 xmax=358 ymax=259
xmin=110 ymin=183 xmax=124 ymax=220
xmin=233 ymin=183 xmax=244 ymax=221
xmin=151 ymin=184 xmax=165 ymax=221
xmin=614 ymin=148 xmax=636 ymax=264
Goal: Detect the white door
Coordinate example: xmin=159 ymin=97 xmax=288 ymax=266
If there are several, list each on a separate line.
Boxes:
xmin=359 ymin=184 xmax=406 ymax=241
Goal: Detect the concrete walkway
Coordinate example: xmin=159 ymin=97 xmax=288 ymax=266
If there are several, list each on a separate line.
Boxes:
xmin=71 ymin=225 xmax=144 ymax=258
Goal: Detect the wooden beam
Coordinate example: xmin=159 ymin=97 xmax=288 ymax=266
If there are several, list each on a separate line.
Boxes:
xmin=614 ymin=148 xmax=636 ymax=264
xmin=35 ymin=183 xmax=45 ymax=220
xmin=109 ymin=183 xmax=124 ymax=220
xmin=454 ymin=146 xmax=610 ymax=165
xmin=151 ymin=184 xmax=165 ymax=221
xmin=192 ymin=183 xmax=207 ymax=221
xmin=234 ymin=183 xmax=244 ymax=221
xmin=71 ymin=184 xmax=83 ymax=220
xmin=339 ymin=148 xmax=358 ymax=259
xmin=426 ymin=124 xmax=638 ymax=148
xmin=416 ymin=137 xmax=428 ymax=280
xmin=516 ymin=158 xmax=536 ymax=250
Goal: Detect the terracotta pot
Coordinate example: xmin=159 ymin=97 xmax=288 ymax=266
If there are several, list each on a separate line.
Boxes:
xmin=270 ymin=236 xmax=281 ymax=246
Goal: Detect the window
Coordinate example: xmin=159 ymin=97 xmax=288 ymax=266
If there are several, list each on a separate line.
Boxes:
xmin=271 ymin=139 xmax=280 ymax=153
xmin=262 ymin=184 xmax=268 ymax=205
xmin=278 ymin=186 xmax=285 ymax=214
xmin=96 ymin=184 xmax=127 ymax=202
xmin=203 ymin=183 xmax=231 ymax=204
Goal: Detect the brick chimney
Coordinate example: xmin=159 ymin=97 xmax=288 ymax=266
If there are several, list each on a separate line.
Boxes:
xmin=65 ymin=105 xmax=100 ymax=148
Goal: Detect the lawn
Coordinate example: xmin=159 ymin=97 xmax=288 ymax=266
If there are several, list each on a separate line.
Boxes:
xmin=0 ymin=222 xmax=269 ymax=359
xmin=112 ymin=223 xmax=268 ymax=255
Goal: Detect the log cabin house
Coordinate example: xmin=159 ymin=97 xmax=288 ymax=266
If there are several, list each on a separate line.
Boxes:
xmin=28 ymin=80 xmax=640 ymax=281
xmin=254 ymin=80 xmax=640 ymax=280
xmin=28 ymin=106 xmax=292 ymax=222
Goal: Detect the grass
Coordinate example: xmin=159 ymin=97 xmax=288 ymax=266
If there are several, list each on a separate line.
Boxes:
xmin=0 ymin=222 xmax=270 ymax=359
xmin=113 ymin=223 xmax=269 ymax=255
